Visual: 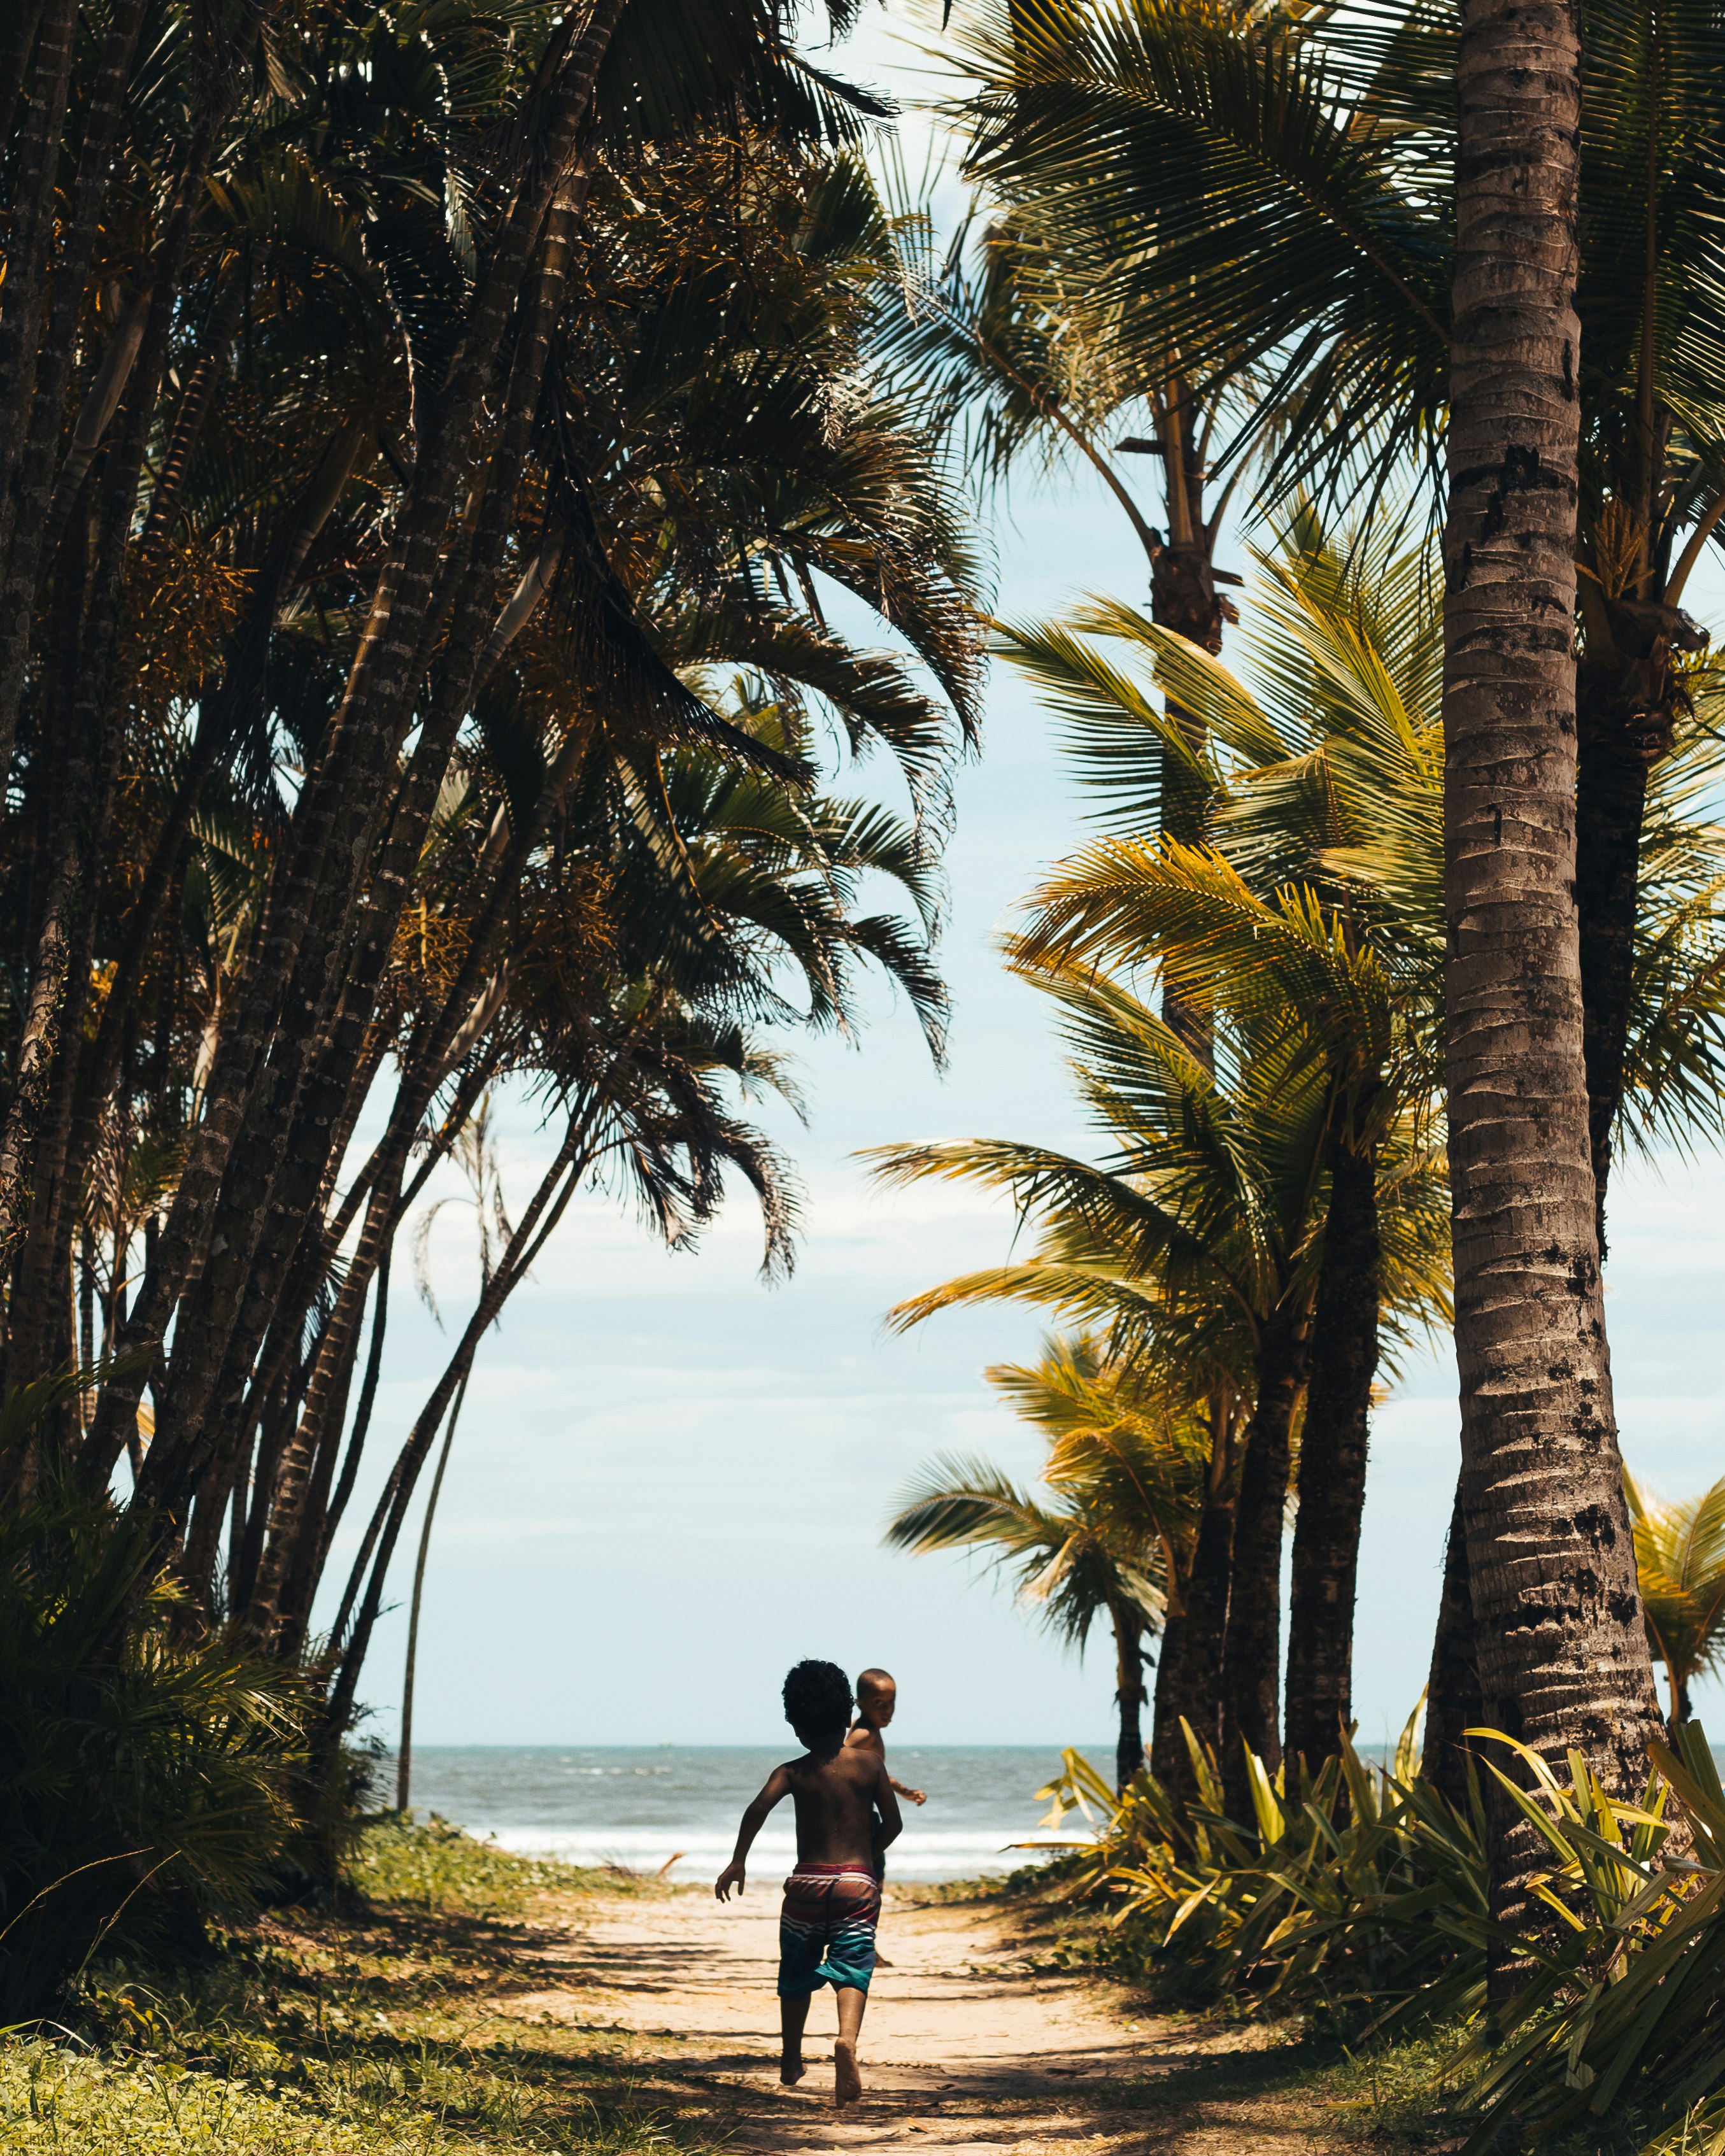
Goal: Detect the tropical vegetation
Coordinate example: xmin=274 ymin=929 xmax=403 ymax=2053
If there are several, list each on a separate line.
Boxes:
xmin=876 ymin=509 xmax=1725 ymax=2133
xmin=877 ymin=519 xmax=1725 ymax=1810
xmin=0 ymin=0 xmax=983 ymax=2013
xmin=1021 ymin=1713 xmax=1725 ymax=2153
xmin=902 ymin=0 xmax=1725 ymax=1964
xmin=10 ymin=0 xmax=1725 ymax=2138
xmin=884 ymin=1333 xmax=1205 ymax=1789
xmin=1630 ymin=1475 xmax=1725 ymax=1735
xmin=0 ymin=1819 xmax=680 ymax=2155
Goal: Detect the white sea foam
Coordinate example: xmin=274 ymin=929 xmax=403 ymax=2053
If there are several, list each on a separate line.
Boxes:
xmin=394 ymin=1745 xmax=1107 ymax=1883
xmin=482 ymin=1824 xmax=1077 ymax=1881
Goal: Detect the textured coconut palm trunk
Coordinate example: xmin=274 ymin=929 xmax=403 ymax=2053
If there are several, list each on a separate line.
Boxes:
xmin=1284 ymin=1131 xmax=1381 ymax=1771
xmin=1109 ymin=1595 xmax=1148 ymax=1792
xmin=1443 ymin=0 xmax=1662 ymax=1973
xmin=1572 ymin=593 xmax=1700 ymax=1244
xmin=1221 ymin=1312 xmax=1305 ymax=1817
xmin=1573 ymin=699 xmax=1647 ymax=1242
xmin=1423 ymin=1473 xmax=1485 ymax=1812
xmin=1150 ymin=1396 xmax=1235 ymax=1805
xmin=1153 ymin=373 xmax=1231 ymax=1075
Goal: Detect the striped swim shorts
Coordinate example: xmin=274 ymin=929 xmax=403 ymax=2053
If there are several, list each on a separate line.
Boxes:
xmin=777 ymin=1863 xmax=881 ymax=1996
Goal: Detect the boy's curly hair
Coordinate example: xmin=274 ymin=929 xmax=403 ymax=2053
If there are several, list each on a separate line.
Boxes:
xmin=782 ymin=1659 xmax=854 ymax=1745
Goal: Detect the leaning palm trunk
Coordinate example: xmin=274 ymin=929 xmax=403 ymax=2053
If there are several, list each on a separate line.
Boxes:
xmin=1284 ymin=1133 xmax=1381 ymax=1769
xmin=322 ymin=1103 xmax=599 ymax=1743
xmin=396 ymin=1370 xmax=471 ymax=1812
xmin=1442 ymin=0 xmax=1661 ymax=1969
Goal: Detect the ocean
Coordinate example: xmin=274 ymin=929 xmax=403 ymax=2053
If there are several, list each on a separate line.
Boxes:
xmin=385 ymin=1743 xmax=1116 ymax=1883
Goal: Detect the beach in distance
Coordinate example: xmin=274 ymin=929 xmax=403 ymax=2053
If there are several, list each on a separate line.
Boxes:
xmin=384 ymin=1744 xmax=1116 ymax=1882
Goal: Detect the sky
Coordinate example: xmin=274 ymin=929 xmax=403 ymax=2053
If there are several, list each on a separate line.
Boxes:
xmin=313 ymin=6 xmax=1725 ymax=1756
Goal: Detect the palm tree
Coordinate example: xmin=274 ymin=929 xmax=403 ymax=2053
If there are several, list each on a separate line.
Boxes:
xmin=993 ymin=520 xmax=1449 ymax=1769
xmin=884 ymin=1335 xmax=1203 ymax=1789
xmin=876 ymin=168 xmax=1257 ymax=1054
xmin=0 ymin=6 xmax=987 ymax=1702
xmin=992 ymin=516 xmax=1725 ymax=1812
xmin=395 ymin=1096 xmax=511 ymax=1812
xmin=934 ymin=0 xmax=1725 ymax=1235
xmin=0 ymin=0 xmax=1002 ymax=1949
xmin=246 ymin=672 xmax=956 ymax=1671
xmin=1444 ymin=0 xmax=1663 ymax=1957
xmin=1626 ymin=1473 xmax=1725 ymax=1736
xmin=872 ymin=949 xmax=1449 ymax=1815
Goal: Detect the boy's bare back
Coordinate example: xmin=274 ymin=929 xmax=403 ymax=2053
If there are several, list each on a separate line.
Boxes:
xmin=783 ymin=1743 xmax=895 ymax=1867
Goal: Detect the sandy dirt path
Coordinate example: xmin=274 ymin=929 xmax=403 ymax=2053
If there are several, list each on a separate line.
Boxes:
xmin=494 ymin=1885 xmax=1340 ymax=2156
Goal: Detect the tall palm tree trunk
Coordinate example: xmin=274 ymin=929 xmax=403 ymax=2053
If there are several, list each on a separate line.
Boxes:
xmin=1151 ymin=1403 xmax=1234 ymax=1803
xmin=1153 ymin=372 xmax=1227 ymax=1074
xmin=1423 ymin=1473 xmax=1484 ymax=1812
xmin=397 ymin=1371 xmax=470 ymax=1812
xmin=1572 ymin=600 xmax=1703 ymax=1245
xmin=1443 ymin=0 xmax=1661 ymax=1969
xmin=1108 ymin=1594 xmax=1148 ymax=1791
xmin=1573 ymin=701 xmax=1645 ymax=1244
xmin=1221 ymin=1314 xmax=1304 ymax=1816
xmin=1284 ymin=1135 xmax=1381 ymax=1769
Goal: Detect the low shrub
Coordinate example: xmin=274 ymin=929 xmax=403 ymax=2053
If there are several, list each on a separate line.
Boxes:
xmin=1032 ymin=1710 xmax=1489 ymax=2029
xmin=1449 ymin=1726 xmax=1725 ymax=2150
xmin=1035 ymin=1716 xmax=1725 ymax=2152
xmin=350 ymin=1816 xmax=630 ymax=1915
xmin=0 ymin=1453 xmax=322 ymax=2022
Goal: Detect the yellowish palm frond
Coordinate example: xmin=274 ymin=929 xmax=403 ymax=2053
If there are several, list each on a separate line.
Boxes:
xmin=1627 ymin=1471 xmax=1725 ymax=1722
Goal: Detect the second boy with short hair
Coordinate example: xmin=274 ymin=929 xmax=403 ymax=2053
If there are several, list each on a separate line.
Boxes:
xmin=845 ymin=1667 xmax=926 ymax=1808
xmin=844 ymin=1666 xmax=923 ymax=1969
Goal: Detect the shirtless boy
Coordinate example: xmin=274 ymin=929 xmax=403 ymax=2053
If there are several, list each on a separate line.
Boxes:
xmin=716 ymin=1659 xmax=900 ymax=2106
xmin=845 ymin=1667 xmax=926 ymax=1808
xmin=843 ymin=1668 xmax=922 ymax=1967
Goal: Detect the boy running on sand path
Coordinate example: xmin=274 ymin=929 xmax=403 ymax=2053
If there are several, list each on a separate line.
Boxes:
xmin=715 ymin=1660 xmax=901 ymax=2107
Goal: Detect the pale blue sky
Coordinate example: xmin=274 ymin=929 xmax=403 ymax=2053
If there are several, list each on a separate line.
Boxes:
xmin=318 ymin=7 xmax=1725 ymax=1755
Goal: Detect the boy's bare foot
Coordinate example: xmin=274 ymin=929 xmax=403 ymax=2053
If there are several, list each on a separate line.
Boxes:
xmin=874 ymin=1954 xmax=893 ymax=1969
xmin=780 ymin=2053 xmax=806 ymax=2087
xmin=834 ymin=2039 xmax=862 ymax=2107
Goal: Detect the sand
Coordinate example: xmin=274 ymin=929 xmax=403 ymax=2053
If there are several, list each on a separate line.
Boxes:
xmin=493 ymin=1882 xmax=1340 ymax=2156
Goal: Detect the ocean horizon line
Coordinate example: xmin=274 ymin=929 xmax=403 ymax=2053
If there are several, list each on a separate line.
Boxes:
xmin=388 ymin=1740 xmax=1118 ymax=1750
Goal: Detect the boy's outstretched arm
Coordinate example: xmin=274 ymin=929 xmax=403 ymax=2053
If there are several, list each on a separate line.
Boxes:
xmin=715 ymin=1765 xmax=791 ymax=1899
xmin=889 ymin=1774 xmax=926 ymax=1805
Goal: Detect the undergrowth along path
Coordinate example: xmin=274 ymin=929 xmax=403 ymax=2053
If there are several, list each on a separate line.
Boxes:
xmin=0 ymin=1832 xmax=1393 ymax=2153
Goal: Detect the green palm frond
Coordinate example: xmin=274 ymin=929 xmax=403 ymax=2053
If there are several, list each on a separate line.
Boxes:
xmin=883 ymin=1382 xmax=1191 ymax=1655
xmin=948 ymin=0 xmax=1450 ymax=504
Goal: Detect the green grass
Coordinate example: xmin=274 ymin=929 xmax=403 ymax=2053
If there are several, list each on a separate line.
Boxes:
xmin=350 ymin=1815 xmax=643 ymax=1917
xmin=0 ymin=1820 xmax=700 ymax=2156
xmin=904 ymin=1854 xmax=1086 ymax=1907
xmin=0 ymin=2041 xmax=676 ymax=2153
